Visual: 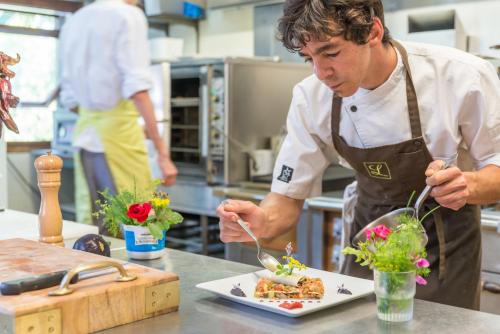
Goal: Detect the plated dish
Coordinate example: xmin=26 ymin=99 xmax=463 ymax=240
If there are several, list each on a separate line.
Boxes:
xmin=254 ymin=276 xmax=324 ymax=299
xmin=196 ymin=267 xmax=374 ymax=317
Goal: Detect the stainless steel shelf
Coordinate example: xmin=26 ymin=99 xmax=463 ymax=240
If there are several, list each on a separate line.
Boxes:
xmin=171 ymin=97 xmax=199 ymax=108
xmin=146 ymin=14 xmax=198 ymax=26
xmin=170 ymin=147 xmax=200 ymax=153
xmin=171 ymin=125 xmax=199 ymax=130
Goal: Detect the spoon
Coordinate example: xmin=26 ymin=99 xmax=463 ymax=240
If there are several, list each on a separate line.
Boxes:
xmin=411 ymin=156 xmax=457 ymax=221
xmin=234 ymin=216 xmax=281 ymax=272
xmin=352 ymin=156 xmax=457 ymax=247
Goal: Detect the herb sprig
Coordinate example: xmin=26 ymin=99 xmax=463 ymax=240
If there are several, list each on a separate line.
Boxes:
xmin=275 ymin=242 xmax=307 ymax=276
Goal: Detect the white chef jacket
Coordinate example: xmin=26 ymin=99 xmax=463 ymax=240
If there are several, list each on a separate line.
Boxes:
xmin=271 ymin=41 xmax=500 ymax=199
xmin=59 ymin=0 xmax=153 ymax=152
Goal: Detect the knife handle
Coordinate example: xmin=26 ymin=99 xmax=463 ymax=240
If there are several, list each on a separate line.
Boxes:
xmin=0 ymin=271 xmax=79 ymax=295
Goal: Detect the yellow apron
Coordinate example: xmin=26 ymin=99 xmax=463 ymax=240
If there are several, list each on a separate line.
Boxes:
xmin=73 ymin=100 xmax=152 ymax=224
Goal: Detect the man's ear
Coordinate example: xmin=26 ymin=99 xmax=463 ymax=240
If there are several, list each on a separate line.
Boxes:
xmin=367 ymin=17 xmax=384 ymax=47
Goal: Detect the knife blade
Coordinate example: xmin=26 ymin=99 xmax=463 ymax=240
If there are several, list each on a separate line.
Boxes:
xmin=0 ymin=263 xmax=131 ymax=296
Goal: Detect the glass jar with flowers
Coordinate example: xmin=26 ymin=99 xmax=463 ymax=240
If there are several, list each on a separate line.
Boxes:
xmin=94 ymin=181 xmax=183 ymax=260
xmin=342 ymin=207 xmax=436 ymax=322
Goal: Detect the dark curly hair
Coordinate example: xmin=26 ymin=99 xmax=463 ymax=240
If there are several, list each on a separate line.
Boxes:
xmin=278 ymin=0 xmax=392 ymax=52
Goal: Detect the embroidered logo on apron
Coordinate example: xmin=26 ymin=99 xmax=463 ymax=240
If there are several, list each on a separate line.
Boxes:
xmin=277 ymin=165 xmax=294 ymax=183
xmin=363 ymin=162 xmax=392 ymax=180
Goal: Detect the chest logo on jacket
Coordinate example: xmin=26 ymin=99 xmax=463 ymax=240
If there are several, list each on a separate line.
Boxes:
xmin=363 ymin=162 xmax=392 ymax=180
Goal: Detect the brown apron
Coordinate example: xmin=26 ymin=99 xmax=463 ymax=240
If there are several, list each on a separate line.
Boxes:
xmin=335 ymin=41 xmax=482 ymax=310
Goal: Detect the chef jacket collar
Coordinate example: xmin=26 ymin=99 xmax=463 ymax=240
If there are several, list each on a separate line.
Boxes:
xmin=341 ymin=46 xmax=405 ymax=111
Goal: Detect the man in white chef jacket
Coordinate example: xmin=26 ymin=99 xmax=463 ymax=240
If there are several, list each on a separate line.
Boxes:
xmin=216 ymin=0 xmax=500 ymax=309
xmin=59 ymin=0 xmax=177 ymax=231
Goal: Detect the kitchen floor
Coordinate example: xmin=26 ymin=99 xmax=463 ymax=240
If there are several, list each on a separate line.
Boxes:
xmin=481 ymin=272 xmax=500 ymax=315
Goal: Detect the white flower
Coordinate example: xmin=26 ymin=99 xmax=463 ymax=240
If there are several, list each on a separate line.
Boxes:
xmin=285 ymin=242 xmax=293 ymax=257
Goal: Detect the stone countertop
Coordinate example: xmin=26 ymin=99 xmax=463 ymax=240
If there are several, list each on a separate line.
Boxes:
xmin=100 ymin=240 xmax=500 ymax=334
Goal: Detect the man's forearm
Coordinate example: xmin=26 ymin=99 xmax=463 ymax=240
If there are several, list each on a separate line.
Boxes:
xmin=259 ymin=192 xmax=304 ymax=239
xmin=131 ymin=90 xmax=169 ymax=158
xmin=465 ymin=165 xmax=500 ymax=204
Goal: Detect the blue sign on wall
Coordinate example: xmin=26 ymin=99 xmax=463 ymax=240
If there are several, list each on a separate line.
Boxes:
xmin=183 ymin=1 xmax=204 ymax=19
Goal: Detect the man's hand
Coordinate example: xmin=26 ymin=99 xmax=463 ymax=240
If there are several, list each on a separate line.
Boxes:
xmin=216 ymin=200 xmax=267 ymax=243
xmin=158 ymin=155 xmax=178 ymax=186
xmin=425 ymin=160 xmax=469 ymax=211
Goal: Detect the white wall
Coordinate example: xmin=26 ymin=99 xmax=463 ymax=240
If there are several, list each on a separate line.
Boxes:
xmin=385 ymin=0 xmax=500 ymax=58
xmin=197 ymin=5 xmax=254 ymax=57
xmin=169 ymin=23 xmax=198 ymax=56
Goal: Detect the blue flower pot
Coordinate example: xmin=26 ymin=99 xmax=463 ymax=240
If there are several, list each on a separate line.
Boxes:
xmin=122 ymin=224 xmax=166 ymax=260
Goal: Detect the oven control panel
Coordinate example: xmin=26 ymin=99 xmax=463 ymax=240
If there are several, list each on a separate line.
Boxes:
xmin=210 ymin=76 xmax=225 ymax=156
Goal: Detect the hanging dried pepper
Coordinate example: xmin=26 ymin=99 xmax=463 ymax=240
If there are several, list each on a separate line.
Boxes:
xmin=0 ymin=52 xmax=20 ymax=137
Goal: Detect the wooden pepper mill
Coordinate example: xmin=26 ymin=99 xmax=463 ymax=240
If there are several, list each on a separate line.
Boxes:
xmin=34 ymin=151 xmax=64 ymax=247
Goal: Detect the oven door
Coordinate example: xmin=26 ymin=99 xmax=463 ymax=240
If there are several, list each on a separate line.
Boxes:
xmin=170 ymin=65 xmax=206 ymax=180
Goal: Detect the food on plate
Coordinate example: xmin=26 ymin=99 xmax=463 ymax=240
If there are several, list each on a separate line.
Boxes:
xmin=254 ymin=241 xmax=324 ymax=299
xmin=254 ymin=276 xmax=324 ymax=299
xmin=230 ymin=283 xmax=246 ymax=297
xmin=275 ymin=242 xmax=306 ymax=277
xmin=337 ymin=284 xmax=352 ymax=295
xmin=278 ymin=301 xmax=303 ymax=310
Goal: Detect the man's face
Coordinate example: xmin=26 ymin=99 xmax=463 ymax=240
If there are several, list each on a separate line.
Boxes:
xmin=299 ymin=36 xmax=371 ymax=97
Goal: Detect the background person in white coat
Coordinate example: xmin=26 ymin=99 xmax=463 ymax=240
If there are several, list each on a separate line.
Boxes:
xmin=216 ymin=0 xmax=500 ymax=310
xmin=59 ymin=0 xmax=177 ymax=232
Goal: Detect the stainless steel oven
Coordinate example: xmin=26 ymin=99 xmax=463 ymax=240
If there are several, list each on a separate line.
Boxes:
xmin=166 ymin=59 xmax=224 ymax=182
xmin=163 ymin=57 xmax=311 ymax=185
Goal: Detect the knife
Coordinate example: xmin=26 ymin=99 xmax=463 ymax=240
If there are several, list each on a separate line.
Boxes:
xmin=0 ymin=263 xmax=130 ymax=296
xmin=0 ymin=271 xmax=79 ymax=295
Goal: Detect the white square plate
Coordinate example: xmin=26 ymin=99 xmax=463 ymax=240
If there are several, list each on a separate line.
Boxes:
xmin=196 ymin=268 xmax=374 ymax=317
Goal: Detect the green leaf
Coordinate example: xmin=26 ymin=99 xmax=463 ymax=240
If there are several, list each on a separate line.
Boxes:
xmin=148 ymin=223 xmax=164 ymax=240
xmin=166 ymin=211 xmax=184 ymax=224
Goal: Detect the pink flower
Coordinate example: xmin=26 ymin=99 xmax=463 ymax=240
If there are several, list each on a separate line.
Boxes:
xmin=374 ymin=225 xmax=392 ymax=239
xmin=365 ymin=225 xmax=392 ymax=240
xmin=416 ymin=258 xmax=430 ymax=268
xmin=416 ymin=275 xmax=427 ymax=285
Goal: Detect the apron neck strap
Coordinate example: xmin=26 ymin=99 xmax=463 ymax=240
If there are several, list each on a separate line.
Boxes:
xmin=331 ymin=93 xmax=342 ymax=135
xmin=391 ymin=40 xmax=422 ymax=138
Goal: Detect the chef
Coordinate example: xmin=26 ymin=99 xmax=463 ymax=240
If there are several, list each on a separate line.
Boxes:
xmin=59 ymin=0 xmax=177 ymax=232
xmin=216 ymin=0 xmax=500 ymax=310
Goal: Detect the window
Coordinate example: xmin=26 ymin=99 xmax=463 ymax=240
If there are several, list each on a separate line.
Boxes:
xmin=0 ymin=8 xmax=60 ymax=142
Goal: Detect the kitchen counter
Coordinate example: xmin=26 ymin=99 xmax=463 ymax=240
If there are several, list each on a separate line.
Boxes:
xmin=0 ymin=209 xmax=98 ymax=246
xmin=101 ymin=242 xmax=500 ymax=334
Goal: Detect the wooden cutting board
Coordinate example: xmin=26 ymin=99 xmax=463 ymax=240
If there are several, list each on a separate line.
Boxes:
xmin=0 ymin=238 xmax=179 ymax=333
